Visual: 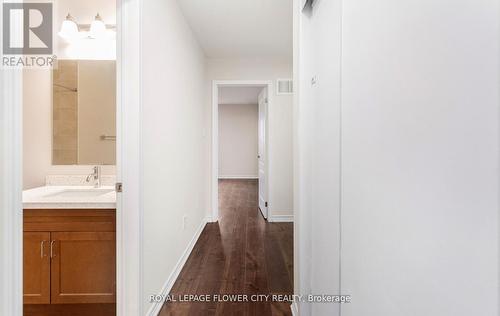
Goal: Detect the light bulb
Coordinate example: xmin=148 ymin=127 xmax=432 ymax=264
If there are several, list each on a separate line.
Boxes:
xmin=89 ymin=13 xmax=106 ymax=39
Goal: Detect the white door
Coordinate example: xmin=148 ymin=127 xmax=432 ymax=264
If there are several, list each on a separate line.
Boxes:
xmin=258 ymin=88 xmax=268 ymax=218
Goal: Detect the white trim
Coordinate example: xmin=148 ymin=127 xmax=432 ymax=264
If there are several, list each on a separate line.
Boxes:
xmin=218 ymin=175 xmax=259 ymax=180
xmin=212 ymin=82 xmax=219 ymax=221
xmin=0 ymin=68 xmax=23 ymax=316
xmin=145 ymin=217 xmax=209 ymax=316
xmin=292 ymin=0 xmax=301 ymax=308
xmin=116 ymin=0 xmax=143 ymax=314
xmin=291 ymin=301 xmax=299 ymax=316
xmin=1 ymin=0 xmax=24 ymax=312
xmin=269 ymin=214 xmax=294 ymax=223
xmin=212 ymin=80 xmax=272 ymax=222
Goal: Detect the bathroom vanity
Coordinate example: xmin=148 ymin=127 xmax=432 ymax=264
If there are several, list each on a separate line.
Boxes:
xmin=22 ymin=186 xmax=116 ymax=306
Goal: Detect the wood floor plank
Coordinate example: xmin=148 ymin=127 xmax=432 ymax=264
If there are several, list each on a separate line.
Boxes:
xmin=265 ymin=225 xmax=294 ymax=294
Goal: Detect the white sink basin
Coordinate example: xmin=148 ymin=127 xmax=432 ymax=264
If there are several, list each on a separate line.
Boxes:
xmin=44 ymin=188 xmax=114 ymax=198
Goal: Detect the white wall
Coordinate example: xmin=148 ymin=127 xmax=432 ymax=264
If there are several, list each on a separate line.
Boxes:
xmin=341 ymin=0 xmax=499 ymax=315
xmin=219 ymin=87 xmax=262 ymax=104
xmin=23 ymin=70 xmax=52 ymax=189
xmin=207 ymin=58 xmax=294 ymax=216
xmin=218 ymin=103 xmax=258 ymax=178
xmin=296 ymin=0 xmax=499 ymax=315
xmin=141 ymin=0 xmax=207 ymax=313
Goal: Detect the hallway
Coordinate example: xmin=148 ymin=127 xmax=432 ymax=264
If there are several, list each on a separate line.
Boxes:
xmin=159 ymin=179 xmax=293 ymax=316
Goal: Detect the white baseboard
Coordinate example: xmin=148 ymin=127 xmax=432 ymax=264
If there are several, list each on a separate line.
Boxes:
xmin=269 ymin=214 xmax=294 ymax=222
xmin=218 ymin=175 xmax=258 ymax=179
xmin=291 ymin=301 xmax=299 ymax=316
xmin=146 ymin=217 xmax=209 ymax=316
xmin=206 ymin=215 xmax=217 ymax=223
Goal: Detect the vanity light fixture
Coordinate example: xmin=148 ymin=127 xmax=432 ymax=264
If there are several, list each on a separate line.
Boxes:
xmin=89 ymin=13 xmax=106 ymax=39
xmin=58 ymin=13 xmax=79 ymax=40
xmin=58 ymin=13 xmax=115 ymax=40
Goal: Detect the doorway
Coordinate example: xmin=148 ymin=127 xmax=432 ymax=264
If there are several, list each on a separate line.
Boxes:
xmin=0 ymin=0 xmax=142 ymax=314
xmin=212 ymin=81 xmax=272 ymax=221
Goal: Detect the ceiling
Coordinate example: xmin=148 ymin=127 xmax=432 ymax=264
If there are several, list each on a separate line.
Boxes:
xmin=219 ymin=87 xmax=263 ymax=105
xmin=177 ymin=0 xmax=293 ymax=59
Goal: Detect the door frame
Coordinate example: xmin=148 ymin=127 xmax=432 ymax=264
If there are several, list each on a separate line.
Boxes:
xmin=211 ymin=80 xmax=272 ymax=221
xmin=0 ymin=0 xmax=143 ymax=314
xmin=257 ymin=88 xmax=269 ymax=219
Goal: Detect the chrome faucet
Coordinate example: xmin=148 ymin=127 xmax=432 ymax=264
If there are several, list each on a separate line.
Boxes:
xmin=86 ymin=166 xmax=102 ymax=188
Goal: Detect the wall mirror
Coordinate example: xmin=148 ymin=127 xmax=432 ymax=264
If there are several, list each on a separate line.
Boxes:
xmin=52 ymin=60 xmax=116 ymax=165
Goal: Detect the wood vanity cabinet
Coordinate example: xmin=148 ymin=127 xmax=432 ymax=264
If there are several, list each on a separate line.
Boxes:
xmin=23 ymin=209 xmax=116 ymax=305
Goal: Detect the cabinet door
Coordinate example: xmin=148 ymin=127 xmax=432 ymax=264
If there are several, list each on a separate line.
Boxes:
xmin=23 ymin=232 xmax=50 ymax=304
xmin=50 ymin=232 xmax=116 ymax=304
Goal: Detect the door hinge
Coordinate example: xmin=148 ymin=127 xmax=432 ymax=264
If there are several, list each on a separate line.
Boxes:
xmin=265 ymin=201 xmax=268 ymax=207
xmin=115 ymin=182 xmax=123 ymax=193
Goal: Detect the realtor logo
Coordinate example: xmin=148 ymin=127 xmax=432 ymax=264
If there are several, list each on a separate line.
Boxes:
xmin=3 ymin=3 xmax=53 ymax=55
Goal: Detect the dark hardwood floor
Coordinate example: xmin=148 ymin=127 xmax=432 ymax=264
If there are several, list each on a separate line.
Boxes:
xmin=159 ymin=179 xmax=294 ymax=316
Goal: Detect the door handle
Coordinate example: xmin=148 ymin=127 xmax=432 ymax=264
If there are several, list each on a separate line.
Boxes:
xmin=50 ymin=240 xmax=56 ymax=258
xmin=40 ymin=240 xmax=46 ymax=258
